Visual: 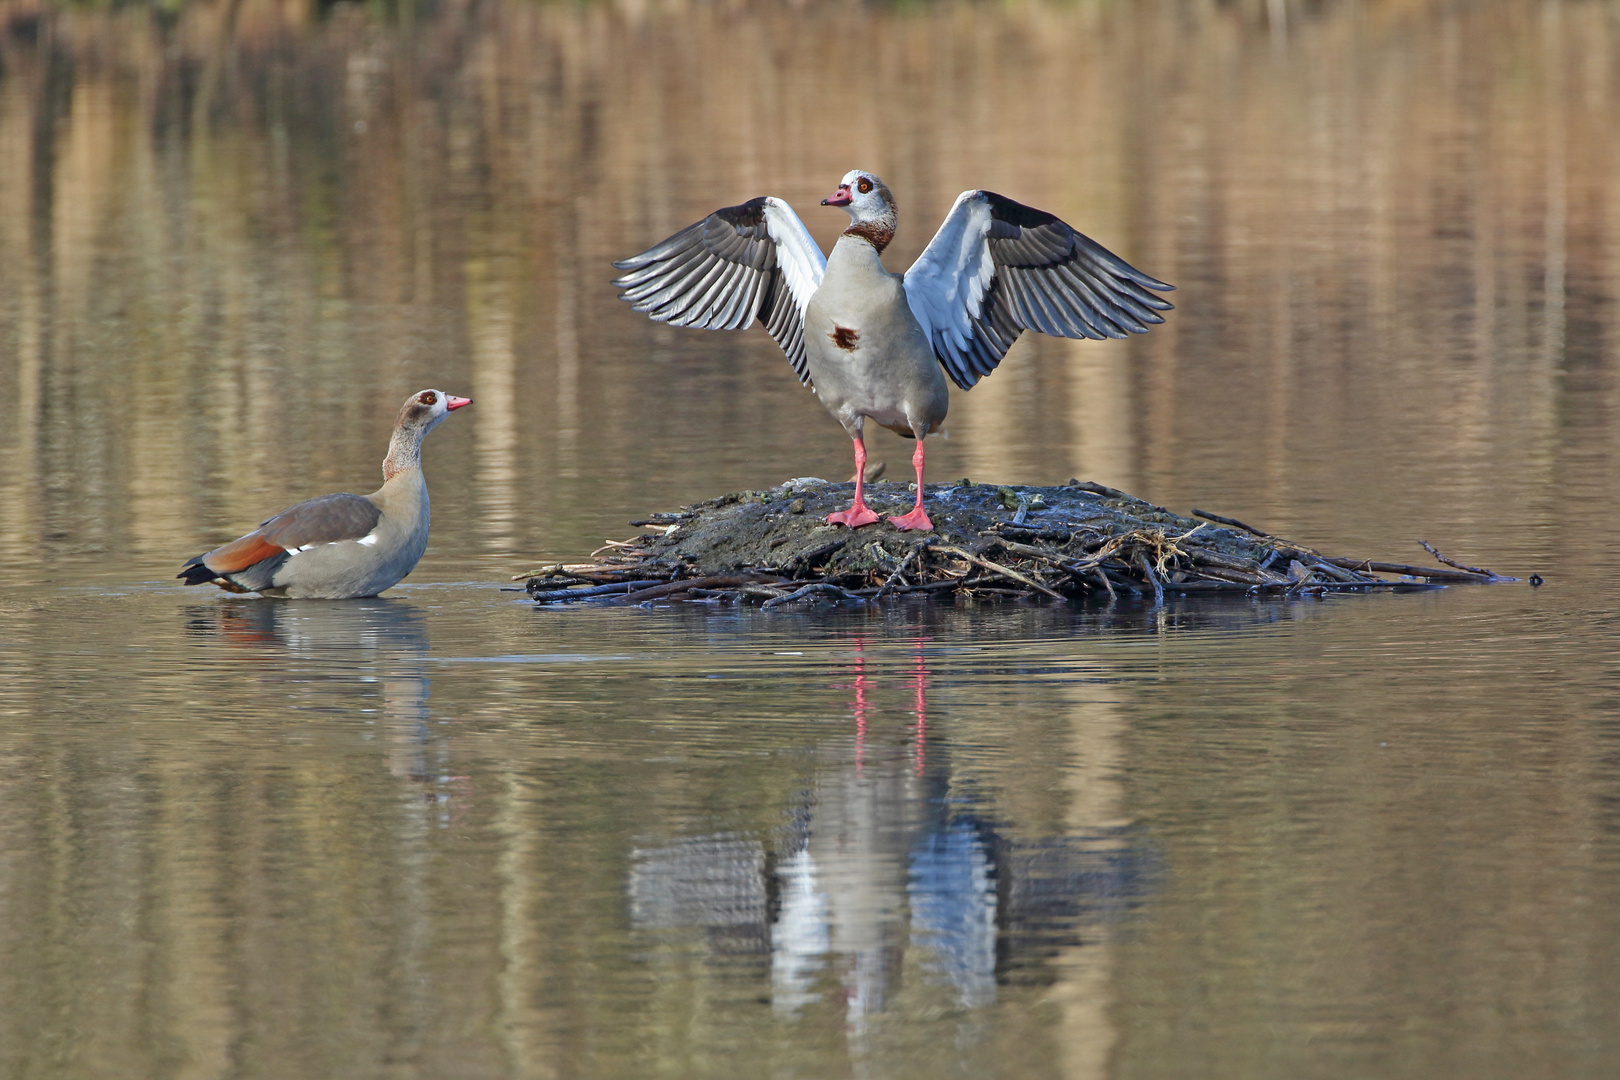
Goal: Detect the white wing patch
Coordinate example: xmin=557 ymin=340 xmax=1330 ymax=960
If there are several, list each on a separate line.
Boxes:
xmin=762 ymin=197 xmax=826 ymax=316
xmin=903 ymin=192 xmax=996 ymax=385
xmin=287 ymin=532 xmax=379 ymax=555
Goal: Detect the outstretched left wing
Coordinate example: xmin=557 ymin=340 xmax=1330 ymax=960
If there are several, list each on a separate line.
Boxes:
xmin=903 ymin=190 xmax=1175 ymax=390
xmin=612 ymin=197 xmax=827 ymax=384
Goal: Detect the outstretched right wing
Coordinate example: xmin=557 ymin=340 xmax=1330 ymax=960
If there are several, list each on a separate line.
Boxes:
xmin=612 ymin=197 xmax=827 ymax=384
xmin=904 ymin=190 xmax=1175 ymax=390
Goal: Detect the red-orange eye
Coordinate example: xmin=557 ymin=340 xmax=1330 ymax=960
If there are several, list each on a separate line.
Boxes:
xmin=418 ymin=391 xmax=438 ymax=405
xmin=857 ymin=178 xmax=873 ymax=194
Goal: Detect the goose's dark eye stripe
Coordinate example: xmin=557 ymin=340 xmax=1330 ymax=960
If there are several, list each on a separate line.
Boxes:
xmin=418 ymin=391 xmax=437 ymax=405
xmin=858 ymin=178 xmax=873 ymax=194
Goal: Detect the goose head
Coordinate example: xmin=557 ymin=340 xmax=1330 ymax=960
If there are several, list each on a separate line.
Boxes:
xmin=383 ymin=388 xmax=472 ymax=479
xmin=822 ymin=170 xmax=897 ymax=252
xmin=397 ymin=388 xmax=473 ymax=437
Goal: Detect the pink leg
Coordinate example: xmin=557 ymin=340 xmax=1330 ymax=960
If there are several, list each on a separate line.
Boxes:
xmin=827 ymin=436 xmax=880 ymax=528
xmin=887 ymin=438 xmax=933 ymax=531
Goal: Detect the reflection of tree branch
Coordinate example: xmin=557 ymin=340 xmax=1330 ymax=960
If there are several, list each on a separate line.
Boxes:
xmin=189 ymin=0 xmax=244 ymax=133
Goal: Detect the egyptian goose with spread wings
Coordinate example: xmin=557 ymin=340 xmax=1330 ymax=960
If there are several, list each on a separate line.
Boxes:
xmin=179 ymin=389 xmax=471 ymax=598
xmin=612 ymin=170 xmax=1173 ymax=530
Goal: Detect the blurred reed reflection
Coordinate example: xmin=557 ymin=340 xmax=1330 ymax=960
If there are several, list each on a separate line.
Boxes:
xmin=183 ymin=598 xmax=463 ymax=814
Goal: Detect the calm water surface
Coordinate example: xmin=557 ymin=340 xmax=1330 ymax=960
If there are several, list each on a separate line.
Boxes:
xmin=2 ymin=1 xmax=1620 ymax=1077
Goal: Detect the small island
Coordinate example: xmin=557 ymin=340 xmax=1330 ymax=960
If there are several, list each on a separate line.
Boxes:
xmin=517 ymin=478 xmax=1512 ymax=607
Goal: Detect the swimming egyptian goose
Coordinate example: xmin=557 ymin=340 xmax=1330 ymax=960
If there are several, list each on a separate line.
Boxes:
xmin=612 ymin=171 xmax=1173 ymax=530
xmin=178 ymin=389 xmax=471 ymax=598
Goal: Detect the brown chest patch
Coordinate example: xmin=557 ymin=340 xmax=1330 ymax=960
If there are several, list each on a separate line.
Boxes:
xmin=843 ymin=222 xmax=894 ymax=253
xmin=830 ymin=325 xmax=860 ymax=351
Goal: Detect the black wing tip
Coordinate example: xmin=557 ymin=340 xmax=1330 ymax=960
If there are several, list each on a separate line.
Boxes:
xmin=714 ymin=196 xmax=771 ymax=226
xmin=979 ymin=190 xmax=1060 ymax=229
xmin=178 ymin=559 xmax=218 ymax=586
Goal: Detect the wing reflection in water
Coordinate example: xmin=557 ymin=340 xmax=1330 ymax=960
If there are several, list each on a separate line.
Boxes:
xmin=180 ymin=599 xmax=462 ymax=823
xmin=628 ymin=634 xmax=1159 ymax=1043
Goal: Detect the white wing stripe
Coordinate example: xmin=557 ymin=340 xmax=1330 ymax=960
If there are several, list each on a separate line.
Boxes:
xmin=763 ymin=197 xmax=826 ymax=316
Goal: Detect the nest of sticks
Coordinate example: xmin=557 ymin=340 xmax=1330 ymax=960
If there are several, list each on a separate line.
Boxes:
xmin=515 ymin=478 xmax=1514 ymax=608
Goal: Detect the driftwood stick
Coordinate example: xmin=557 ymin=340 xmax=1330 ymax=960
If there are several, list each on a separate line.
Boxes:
xmin=737 ymin=584 xmax=792 ymax=601
xmin=990 ymin=538 xmax=1072 ymax=563
xmin=1087 ymin=569 xmax=1117 ymax=600
xmin=1098 ymin=567 xmax=1143 ymax=596
xmin=1307 ymin=559 xmax=1374 ymax=584
xmin=617 ymin=574 xmax=785 ymax=602
xmin=762 ymin=582 xmax=867 ymax=609
xmin=1195 ymin=565 xmax=1273 ymax=585
xmin=932 ymin=544 xmax=1066 ymax=601
xmin=1321 ymin=557 xmax=1499 ymax=583
xmin=1135 ymin=551 xmax=1165 ymax=607
xmin=1191 ymin=549 xmax=1284 ymax=581
xmin=1164 ymin=579 xmax=1261 ymax=593
xmin=530 ymin=579 xmax=667 ymax=603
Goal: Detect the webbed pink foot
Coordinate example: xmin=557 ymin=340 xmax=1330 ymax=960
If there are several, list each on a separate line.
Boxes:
xmin=828 ymin=504 xmax=881 ymax=529
xmin=887 ymin=506 xmax=934 ymax=532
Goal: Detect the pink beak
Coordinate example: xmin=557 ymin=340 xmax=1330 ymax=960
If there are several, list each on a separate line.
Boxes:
xmin=446 ymin=396 xmax=473 ymax=411
xmin=821 ymin=185 xmax=852 ymax=207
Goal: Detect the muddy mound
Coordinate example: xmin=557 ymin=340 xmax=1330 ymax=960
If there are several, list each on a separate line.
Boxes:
xmin=518 ymin=478 xmax=1512 ymax=606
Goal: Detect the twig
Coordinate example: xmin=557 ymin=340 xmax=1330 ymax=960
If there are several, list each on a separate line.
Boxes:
xmin=784 ymin=538 xmax=848 ymax=575
xmin=1070 ymin=481 xmax=1137 ymax=501
xmin=932 ymin=544 xmax=1066 ymax=601
xmin=1191 ymin=509 xmax=1270 ymax=537
xmin=590 ymin=537 xmax=651 ymax=557
xmin=1418 ymin=541 xmax=1506 ymax=579
xmin=876 ymin=543 xmax=926 ymax=599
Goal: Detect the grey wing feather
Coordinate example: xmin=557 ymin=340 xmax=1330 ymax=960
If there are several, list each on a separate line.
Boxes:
xmin=613 ymin=197 xmax=818 ymax=384
xmin=259 ymin=493 xmax=383 ymax=549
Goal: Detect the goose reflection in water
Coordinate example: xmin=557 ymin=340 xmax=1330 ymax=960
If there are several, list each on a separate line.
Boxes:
xmin=629 ymin=635 xmax=1158 ymax=1032
xmin=180 ymin=599 xmax=463 ymax=824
